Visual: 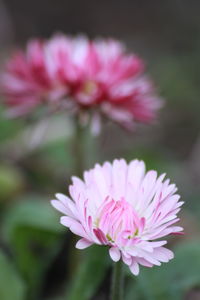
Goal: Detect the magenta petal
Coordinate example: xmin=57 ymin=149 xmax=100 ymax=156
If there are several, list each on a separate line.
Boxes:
xmin=93 ymin=228 xmax=107 ymax=244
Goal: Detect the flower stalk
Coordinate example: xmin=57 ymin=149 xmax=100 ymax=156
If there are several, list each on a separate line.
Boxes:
xmin=73 ymin=118 xmax=85 ymax=177
xmin=110 ymin=260 xmax=124 ymax=300
xmin=68 ymin=118 xmax=86 ymax=278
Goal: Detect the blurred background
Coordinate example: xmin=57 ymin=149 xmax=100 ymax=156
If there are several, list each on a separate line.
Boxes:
xmin=0 ymin=0 xmax=200 ymax=299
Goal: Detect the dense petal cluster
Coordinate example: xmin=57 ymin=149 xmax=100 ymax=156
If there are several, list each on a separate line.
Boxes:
xmin=51 ymin=159 xmax=183 ymax=275
xmin=1 ymin=39 xmax=67 ymax=117
xmin=1 ymin=34 xmax=162 ymax=128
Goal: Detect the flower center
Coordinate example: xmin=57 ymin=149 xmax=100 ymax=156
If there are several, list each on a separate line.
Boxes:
xmin=82 ymin=80 xmax=97 ymax=95
xmin=96 ymin=198 xmax=144 ymax=245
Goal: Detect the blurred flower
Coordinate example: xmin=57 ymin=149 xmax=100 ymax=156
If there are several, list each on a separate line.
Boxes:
xmin=1 ymin=39 xmax=67 ymax=117
xmin=1 ymin=34 xmax=162 ymax=130
xmin=51 ymin=159 xmax=183 ymax=275
xmin=45 ymin=35 xmax=163 ymax=130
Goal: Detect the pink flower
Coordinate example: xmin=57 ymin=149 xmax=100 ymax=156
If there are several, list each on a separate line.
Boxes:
xmin=45 ymin=35 xmax=162 ymax=129
xmin=51 ymin=159 xmax=183 ymax=275
xmin=1 ymin=39 xmax=67 ymax=117
xmin=1 ymin=34 xmax=162 ymax=129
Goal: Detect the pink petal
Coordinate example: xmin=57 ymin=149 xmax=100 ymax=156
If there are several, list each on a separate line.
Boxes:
xmin=129 ymin=261 xmax=139 ymax=275
xmin=51 ymin=199 xmax=72 ymax=216
xmin=76 ymin=238 xmax=93 ymax=249
xmin=93 ymin=228 xmax=107 ymax=244
xmin=136 ymin=257 xmax=153 ymax=268
xmin=60 ymin=216 xmax=89 ymax=239
xmin=109 ymin=247 xmax=121 ymax=262
xmin=122 ymin=253 xmax=132 ymax=266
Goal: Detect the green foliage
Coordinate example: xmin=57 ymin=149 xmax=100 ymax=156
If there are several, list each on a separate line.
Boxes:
xmin=126 ymin=147 xmax=167 ymax=173
xmin=0 ymin=107 xmax=24 ymax=142
xmin=125 ymin=278 xmax=142 ymax=300
xmin=0 ymin=165 xmax=25 ymax=202
xmin=3 ymin=196 xmax=64 ymax=235
xmin=151 ymin=55 xmax=200 ymax=109
xmin=39 ymin=139 xmax=73 ymax=170
xmin=0 ymin=250 xmax=26 ymax=300
xmin=3 ymin=197 xmax=65 ymax=299
xmin=126 ymin=241 xmax=200 ymax=300
xmin=66 ymin=245 xmax=110 ymax=300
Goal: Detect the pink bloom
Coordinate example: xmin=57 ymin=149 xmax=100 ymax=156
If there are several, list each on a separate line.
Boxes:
xmin=1 ymin=34 xmax=162 ymax=129
xmin=51 ymin=159 xmax=183 ymax=275
xmin=44 ymin=35 xmax=163 ymax=129
xmin=1 ymin=39 xmax=67 ymax=117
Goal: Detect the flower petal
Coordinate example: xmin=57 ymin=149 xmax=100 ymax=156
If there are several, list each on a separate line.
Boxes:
xmin=109 ymin=247 xmax=121 ymax=262
xmin=76 ymin=238 xmax=93 ymax=249
xmin=129 ymin=261 xmax=139 ymax=275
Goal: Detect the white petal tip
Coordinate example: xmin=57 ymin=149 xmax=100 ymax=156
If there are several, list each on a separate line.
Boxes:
xmin=130 ymin=263 xmax=139 ymax=276
xmin=60 ymin=216 xmax=70 ymax=227
xmin=75 ymin=239 xmax=93 ymax=249
xmin=109 ymin=247 xmax=121 ymax=262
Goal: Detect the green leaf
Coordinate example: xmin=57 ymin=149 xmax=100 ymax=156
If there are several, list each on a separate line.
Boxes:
xmin=0 ymin=164 xmax=25 ymax=202
xmin=126 ymin=241 xmax=200 ymax=300
xmin=0 ymin=106 xmax=24 ymax=142
xmin=3 ymin=196 xmax=64 ymax=237
xmin=0 ymin=250 xmax=26 ymax=300
xmin=66 ymin=245 xmax=110 ymax=300
xmin=125 ymin=277 xmax=143 ymax=300
xmin=3 ymin=197 xmax=65 ymax=299
xmin=39 ymin=139 xmax=73 ymax=170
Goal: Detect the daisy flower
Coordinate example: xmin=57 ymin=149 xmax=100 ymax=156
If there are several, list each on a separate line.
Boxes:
xmin=45 ymin=35 xmax=162 ymax=130
xmin=1 ymin=38 xmax=67 ymax=117
xmin=51 ymin=159 xmax=183 ymax=275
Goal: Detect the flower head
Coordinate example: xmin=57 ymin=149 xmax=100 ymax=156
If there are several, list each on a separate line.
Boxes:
xmin=1 ymin=34 xmax=162 ymax=130
xmin=1 ymin=38 xmax=67 ymax=117
xmin=51 ymin=159 xmax=183 ymax=275
xmin=45 ymin=35 xmax=163 ymax=130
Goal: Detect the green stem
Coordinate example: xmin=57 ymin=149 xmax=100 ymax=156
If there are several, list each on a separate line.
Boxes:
xmin=68 ymin=119 xmax=85 ymax=278
xmin=72 ymin=116 xmax=99 ymax=174
xmin=73 ymin=118 xmax=85 ymax=176
xmin=110 ymin=260 xmax=124 ymax=300
xmin=66 ymin=117 xmax=99 ymax=297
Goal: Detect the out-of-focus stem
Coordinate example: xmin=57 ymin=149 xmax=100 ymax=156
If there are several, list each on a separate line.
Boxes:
xmin=110 ymin=260 xmax=124 ymax=300
xmin=66 ymin=116 xmax=99 ymax=297
xmin=73 ymin=118 xmax=85 ymax=176
xmin=68 ymin=118 xmax=85 ymax=277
